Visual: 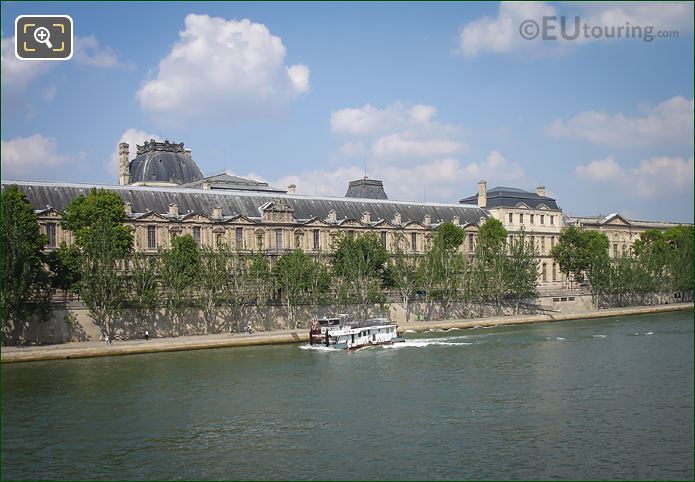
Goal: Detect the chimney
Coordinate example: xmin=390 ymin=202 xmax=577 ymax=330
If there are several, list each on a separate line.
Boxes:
xmin=169 ymin=203 xmax=179 ymax=217
xmin=423 ymin=214 xmax=432 ymax=225
xmin=202 ymin=181 xmax=210 ymax=190
xmin=212 ymin=206 xmax=222 ymax=220
xmin=287 ymin=184 xmax=296 ymax=195
xmin=536 ymin=186 xmax=545 ymax=197
xmin=124 ymin=201 xmax=132 ymax=217
xmin=327 ymin=209 xmax=337 ymax=223
xmin=452 ymin=216 xmax=459 ymax=226
xmin=118 ymin=143 xmax=130 ymax=185
xmin=477 ymin=180 xmax=487 ymax=209
xmin=362 ymin=211 xmax=371 ymax=224
xmin=393 ymin=212 xmax=402 ymax=225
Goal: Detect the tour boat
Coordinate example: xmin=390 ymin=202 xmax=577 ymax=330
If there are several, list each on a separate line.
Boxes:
xmin=309 ymin=315 xmax=405 ymax=349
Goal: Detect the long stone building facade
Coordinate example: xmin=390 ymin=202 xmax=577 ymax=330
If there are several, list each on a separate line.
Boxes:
xmin=2 ymin=139 xmax=688 ymax=290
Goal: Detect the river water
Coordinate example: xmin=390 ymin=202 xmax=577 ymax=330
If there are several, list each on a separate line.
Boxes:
xmin=2 ymin=311 xmax=693 ymax=480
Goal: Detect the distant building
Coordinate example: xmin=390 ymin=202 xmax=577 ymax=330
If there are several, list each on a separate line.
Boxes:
xmin=3 ymin=139 xmax=689 ymax=291
xmin=460 ymin=182 xmax=565 ymax=287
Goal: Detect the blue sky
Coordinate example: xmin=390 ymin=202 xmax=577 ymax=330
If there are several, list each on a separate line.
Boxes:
xmin=2 ymin=1 xmax=693 ymax=221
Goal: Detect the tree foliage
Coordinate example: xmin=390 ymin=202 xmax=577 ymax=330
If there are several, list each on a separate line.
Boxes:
xmin=1 ymin=185 xmax=51 ymax=344
xmin=159 ymin=235 xmax=200 ymax=335
xmin=332 ymin=234 xmax=388 ymax=314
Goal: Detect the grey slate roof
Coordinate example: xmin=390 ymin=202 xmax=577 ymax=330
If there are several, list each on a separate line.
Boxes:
xmin=459 ymin=186 xmax=560 ymax=210
xmin=3 ymin=181 xmax=489 ymax=226
xmin=345 ymin=178 xmax=388 ymax=200
xmin=129 ymin=145 xmax=204 ymax=185
xmin=180 ymin=173 xmax=285 ymax=193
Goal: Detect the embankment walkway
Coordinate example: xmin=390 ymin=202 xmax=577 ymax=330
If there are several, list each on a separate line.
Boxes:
xmin=2 ymin=303 xmax=692 ymax=364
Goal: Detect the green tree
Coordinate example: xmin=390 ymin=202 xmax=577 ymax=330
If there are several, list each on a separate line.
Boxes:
xmin=470 ymin=218 xmax=508 ymax=313
xmin=476 ymin=217 xmax=507 ymax=256
xmin=247 ymin=254 xmax=273 ymax=306
xmin=61 ymin=188 xmax=132 ymax=256
xmin=198 ymin=244 xmax=231 ymax=334
xmin=128 ymin=252 xmax=160 ymax=317
xmin=159 ymin=235 xmax=199 ymax=336
xmin=61 ymin=189 xmax=134 ymax=340
xmin=79 ymin=219 xmax=129 ymax=339
xmin=46 ymin=244 xmax=81 ymax=301
xmin=332 ymin=234 xmax=388 ymax=316
xmin=417 ymin=222 xmax=467 ymax=309
xmin=1 ymin=185 xmax=52 ymax=344
xmin=274 ymin=249 xmax=325 ymax=327
xmin=551 ymin=226 xmax=609 ymax=288
xmin=389 ymin=233 xmax=420 ymax=321
xmin=505 ymin=229 xmax=539 ymax=314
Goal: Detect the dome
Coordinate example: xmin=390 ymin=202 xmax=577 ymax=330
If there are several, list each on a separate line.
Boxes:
xmin=129 ymin=140 xmax=203 ymax=185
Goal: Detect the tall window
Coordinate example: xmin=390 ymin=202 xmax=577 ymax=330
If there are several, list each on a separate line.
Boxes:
xmin=540 ymin=214 xmax=545 ymax=225
xmin=314 ymin=229 xmax=321 ymax=250
xmin=550 ymin=215 xmax=555 ymax=225
xmin=613 ymin=243 xmax=618 ymax=257
xmin=519 ymin=213 xmax=524 ymax=224
xmin=530 ymin=214 xmax=535 ymax=224
xmin=411 ymin=232 xmax=417 ymax=252
xmin=193 ymin=226 xmax=201 ymax=245
xmin=236 ymin=227 xmax=244 ymax=249
xmin=542 ymin=263 xmax=547 ymax=282
xmin=552 ymin=263 xmax=557 ymax=282
xmin=380 ymin=231 xmax=386 ymax=249
xmin=46 ymin=223 xmax=57 ymax=248
xmin=147 ymin=225 xmax=156 ymax=249
xmin=531 ymin=235 xmax=535 ymax=250
xmin=468 ymin=233 xmax=475 ymax=252
xmin=276 ymin=229 xmax=283 ymax=251
xmin=540 ymin=236 xmax=545 ymax=253
xmin=508 ymin=213 xmax=513 ymax=224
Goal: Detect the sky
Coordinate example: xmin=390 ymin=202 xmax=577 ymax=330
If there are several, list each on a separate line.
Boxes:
xmin=2 ymin=1 xmax=693 ymax=222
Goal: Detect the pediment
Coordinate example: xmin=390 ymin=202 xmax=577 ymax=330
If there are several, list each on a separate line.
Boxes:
xmin=135 ymin=211 xmax=168 ymax=221
xmin=603 ymin=213 xmax=630 ymax=226
xmin=224 ymin=214 xmax=256 ymax=225
xmin=36 ymin=207 xmax=62 ymax=218
xmin=259 ymin=198 xmax=294 ymax=213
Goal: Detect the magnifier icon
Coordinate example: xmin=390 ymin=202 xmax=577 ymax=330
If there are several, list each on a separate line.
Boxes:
xmin=33 ymin=27 xmax=53 ymax=49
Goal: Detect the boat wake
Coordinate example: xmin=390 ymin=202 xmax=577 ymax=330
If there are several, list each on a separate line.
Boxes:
xmin=592 ymin=334 xmax=607 ymax=338
xmin=384 ymin=336 xmax=475 ymax=349
xmin=299 ymin=345 xmax=338 ymax=352
xmin=633 ymin=331 xmax=654 ymax=336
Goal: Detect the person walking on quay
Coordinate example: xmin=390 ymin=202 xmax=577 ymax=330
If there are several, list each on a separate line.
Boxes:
xmin=145 ymin=330 xmax=149 ymax=341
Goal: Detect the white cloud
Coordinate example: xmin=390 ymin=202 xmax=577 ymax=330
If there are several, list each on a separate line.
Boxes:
xmin=458 ymin=2 xmax=693 ymax=58
xmin=331 ymin=101 xmax=467 ymax=165
xmin=136 ymin=14 xmax=310 ymax=120
xmin=575 ymin=156 xmax=625 ymax=181
xmin=324 ymin=101 xmax=524 ymax=201
xmin=265 ymin=150 xmax=525 ymax=203
xmin=371 ymin=133 xmax=466 ymax=160
xmin=1 ymin=34 xmax=132 ymax=95
xmin=575 ymin=155 xmax=694 ymax=199
xmin=1 ymin=134 xmax=69 ymax=178
xmin=337 ymin=141 xmax=366 ymax=158
xmin=331 ymin=102 xmax=440 ymax=137
xmin=459 ymin=1 xmax=556 ymax=57
xmin=74 ymin=36 xmax=134 ymax=69
xmin=547 ymin=96 xmax=694 ymax=148
xmin=1 ymin=36 xmax=55 ymax=90
xmin=109 ymin=128 xmax=163 ymax=175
